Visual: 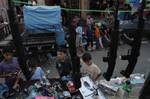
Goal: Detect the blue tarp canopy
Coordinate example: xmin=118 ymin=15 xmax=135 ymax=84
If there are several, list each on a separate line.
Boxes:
xmin=128 ymin=0 xmax=140 ymax=3
xmin=23 ymin=6 xmax=65 ymax=45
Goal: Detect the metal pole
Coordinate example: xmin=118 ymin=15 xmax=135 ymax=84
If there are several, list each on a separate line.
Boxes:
xmin=103 ymin=0 xmax=119 ymax=81
xmin=8 ymin=0 xmax=31 ymax=80
xmin=120 ymin=0 xmax=145 ymax=78
xmin=139 ymin=73 xmax=150 ymax=99
xmin=66 ymin=2 xmax=81 ymax=88
xmin=67 ymin=23 xmax=81 ymax=86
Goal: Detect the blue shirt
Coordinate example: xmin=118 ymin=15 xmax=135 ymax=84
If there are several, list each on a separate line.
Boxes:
xmin=31 ymin=67 xmax=45 ymax=80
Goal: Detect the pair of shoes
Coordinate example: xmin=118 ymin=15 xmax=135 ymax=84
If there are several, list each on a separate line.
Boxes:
xmin=87 ymin=47 xmax=92 ymax=51
xmin=103 ymin=73 xmax=110 ymax=81
xmin=120 ymin=70 xmax=130 ymax=78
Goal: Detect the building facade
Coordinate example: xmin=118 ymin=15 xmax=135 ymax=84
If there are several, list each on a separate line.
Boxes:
xmin=0 ymin=0 xmax=9 ymax=23
xmin=80 ymin=0 xmax=90 ymax=18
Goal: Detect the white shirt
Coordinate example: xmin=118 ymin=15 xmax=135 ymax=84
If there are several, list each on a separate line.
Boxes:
xmin=75 ymin=26 xmax=83 ymax=38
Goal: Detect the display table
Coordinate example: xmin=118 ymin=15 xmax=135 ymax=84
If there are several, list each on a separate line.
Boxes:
xmin=98 ymin=73 xmax=145 ymax=99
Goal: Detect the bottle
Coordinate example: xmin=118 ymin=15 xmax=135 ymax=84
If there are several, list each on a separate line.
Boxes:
xmin=67 ymin=81 xmax=76 ymax=93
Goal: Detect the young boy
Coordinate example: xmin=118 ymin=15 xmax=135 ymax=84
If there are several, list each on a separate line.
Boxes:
xmin=80 ymin=53 xmax=101 ymax=81
xmin=56 ymin=49 xmax=72 ymax=77
xmin=0 ymin=47 xmax=20 ymax=95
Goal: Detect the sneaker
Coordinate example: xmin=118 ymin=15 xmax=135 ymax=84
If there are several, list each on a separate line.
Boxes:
xmin=87 ymin=47 xmax=92 ymax=51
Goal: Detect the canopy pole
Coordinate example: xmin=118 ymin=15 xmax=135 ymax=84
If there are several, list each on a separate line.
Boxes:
xmin=8 ymin=0 xmax=31 ymax=80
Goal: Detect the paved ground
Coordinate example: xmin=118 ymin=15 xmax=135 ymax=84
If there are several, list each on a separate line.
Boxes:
xmin=90 ymin=43 xmax=150 ymax=78
xmin=43 ymin=42 xmax=150 ymax=99
xmin=89 ymin=42 xmax=150 ymax=99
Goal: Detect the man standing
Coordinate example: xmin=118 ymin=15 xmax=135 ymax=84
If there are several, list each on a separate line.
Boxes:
xmin=75 ymin=23 xmax=85 ymax=54
xmin=87 ymin=25 xmax=94 ymax=51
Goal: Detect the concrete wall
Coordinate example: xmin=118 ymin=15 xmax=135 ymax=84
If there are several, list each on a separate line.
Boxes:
xmin=37 ymin=0 xmax=45 ymax=5
xmin=80 ymin=0 xmax=89 ymax=19
xmin=0 ymin=0 xmax=8 ymax=8
xmin=0 ymin=0 xmax=9 ymax=22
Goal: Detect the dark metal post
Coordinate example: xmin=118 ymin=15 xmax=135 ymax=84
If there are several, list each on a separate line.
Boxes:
xmin=68 ymin=23 xmax=78 ymax=73
xmin=103 ymin=0 xmax=119 ymax=81
xmin=139 ymin=73 xmax=150 ymax=99
xmin=66 ymin=4 xmax=78 ymax=74
xmin=68 ymin=24 xmax=81 ymax=88
xmin=66 ymin=6 xmax=81 ymax=88
xmin=121 ymin=0 xmax=145 ymax=78
xmin=8 ymin=0 xmax=31 ymax=80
